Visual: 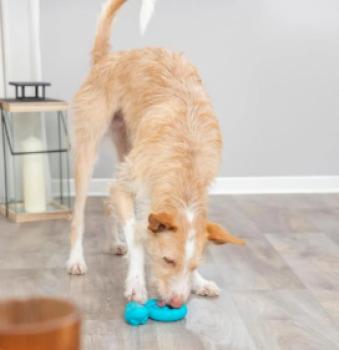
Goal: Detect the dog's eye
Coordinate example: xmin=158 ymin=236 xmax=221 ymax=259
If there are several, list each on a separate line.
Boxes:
xmin=158 ymin=223 xmax=166 ymax=231
xmin=163 ymin=257 xmax=176 ymax=266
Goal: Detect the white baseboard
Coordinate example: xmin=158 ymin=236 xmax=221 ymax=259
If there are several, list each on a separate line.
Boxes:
xmin=209 ymin=176 xmax=339 ymax=194
xmin=52 ymin=176 xmax=339 ymax=197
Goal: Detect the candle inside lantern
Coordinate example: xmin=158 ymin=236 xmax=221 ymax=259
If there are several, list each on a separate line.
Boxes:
xmin=22 ymin=136 xmax=47 ymax=213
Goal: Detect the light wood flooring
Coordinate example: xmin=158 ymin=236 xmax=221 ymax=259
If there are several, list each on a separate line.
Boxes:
xmin=1 ymin=194 xmax=339 ymax=350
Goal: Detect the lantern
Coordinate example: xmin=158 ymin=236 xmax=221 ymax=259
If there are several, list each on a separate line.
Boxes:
xmin=0 ymin=82 xmax=71 ymax=222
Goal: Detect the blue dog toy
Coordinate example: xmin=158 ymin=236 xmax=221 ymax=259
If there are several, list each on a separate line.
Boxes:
xmin=124 ymin=299 xmax=188 ymax=326
xmin=124 ymin=302 xmax=149 ymax=326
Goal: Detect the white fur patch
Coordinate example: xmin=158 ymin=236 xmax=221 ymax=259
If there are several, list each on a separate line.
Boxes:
xmin=140 ymin=0 xmax=157 ymax=35
xmin=123 ymin=217 xmax=147 ymax=303
xmin=168 ymin=228 xmax=196 ymax=301
xmin=123 ymin=218 xmax=144 ymax=267
xmin=188 ymin=229 xmax=195 ymax=240
xmin=70 ymin=228 xmax=84 ymax=259
xmin=186 ymin=208 xmax=195 ymax=223
xmin=185 ymin=238 xmax=195 ymax=263
xmin=185 ymin=208 xmax=196 ymax=265
xmin=169 ymin=272 xmax=191 ymax=301
xmin=67 ymin=227 xmax=87 ymax=274
xmin=123 ymin=218 xmax=136 ymax=247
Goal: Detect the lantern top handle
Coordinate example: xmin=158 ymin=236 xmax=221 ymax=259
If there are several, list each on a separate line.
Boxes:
xmin=9 ymin=82 xmax=51 ymax=101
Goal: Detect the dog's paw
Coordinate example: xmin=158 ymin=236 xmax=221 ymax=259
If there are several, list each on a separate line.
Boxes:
xmin=109 ymin=243 xmax=128 ymax=256
xmin=192 ymin=280 xmax=220 ymax=297
xmin=67 ymin=258 xmax=87 ymax=275
xmin=124 ymin=278 xmax=148 ymax=304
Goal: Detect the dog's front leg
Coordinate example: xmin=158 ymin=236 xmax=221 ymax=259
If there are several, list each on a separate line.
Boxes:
xmin=191 ymin=270 xmax=220 ymax=297
xmin=123 ymin=219 xmax=147 ymax=303
xmin=111 ymin=187 xmax=147 ymax=303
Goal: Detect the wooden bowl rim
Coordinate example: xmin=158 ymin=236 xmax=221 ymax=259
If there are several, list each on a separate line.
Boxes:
xmin=0 ymin=297 xmax=81 ymax=335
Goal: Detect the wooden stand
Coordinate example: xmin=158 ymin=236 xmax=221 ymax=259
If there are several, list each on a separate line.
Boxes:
xmin=0 ymin=201 xmax=71 ymax=223
xmin=0 ymin=100 xmax=68 ymax=113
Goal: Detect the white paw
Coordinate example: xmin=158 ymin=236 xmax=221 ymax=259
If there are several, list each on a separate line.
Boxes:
xmin=192 ymin=280 xmax=220 ymax=297
xmin=124 ymin=278 xmax=148 ymax=304
xmin=109 ymin=243 xmax=128 ymax=255
xmin=67 ymin=258 xmax=87 ymax=275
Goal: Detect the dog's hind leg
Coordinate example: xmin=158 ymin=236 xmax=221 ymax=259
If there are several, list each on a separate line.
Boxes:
xmin=110 ymin=109 xmax=130 ymax=162
xmin=67 ymin=95 xmax=109 ymax=275
xmin=104 ymin=195 xmax=127 ymax=255
xmin=104 ymin=110 xmax=130 ymax=255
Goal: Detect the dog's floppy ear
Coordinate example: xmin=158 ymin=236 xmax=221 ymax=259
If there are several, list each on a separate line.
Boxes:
xmin=148 ymin=212 xmax=177 ymax=233
xmin=206 ymin=222 xmax=245 ymax=246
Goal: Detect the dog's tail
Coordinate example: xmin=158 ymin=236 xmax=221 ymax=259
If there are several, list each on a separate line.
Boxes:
xmin=91 ymin=0 xmax=157 ymax=66
xmin=91 ymin=0 xmax=127 ymax=65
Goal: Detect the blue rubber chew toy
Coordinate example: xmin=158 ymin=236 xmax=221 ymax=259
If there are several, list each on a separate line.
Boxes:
xmin=124 ymin=299 xmax=187 ymax=326
xmin=146 ymin=299 xmax=187 ymax=322
xmin=124 ymin=302 xmax=149 ymax=326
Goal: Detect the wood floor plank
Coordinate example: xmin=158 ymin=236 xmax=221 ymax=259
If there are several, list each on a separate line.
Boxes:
xmin=280 ymin=193 xmax=339 ymax=210
xmin=266 ymin=233 xmax=339 ymax=290
xmin=310 ymin=289 xmax=339 ymax=328
xmin=68 ymin=252 xmax=127 ymax=320
xmin=0 ymin=209 xmax=114 ymax=270
xmin=208 ymin=196 xmax=263 ymax=238
xmin=0 ymin=220 xmax=69 ymax=269
xmin=0 ymin=216 xmax=21 ymax=266
xmin=83 ymin=320 xmax=119 ymax=350
xmin=0 ymin=268 xmax=69 ymax=300
xmin=210 ymin=237 xmax=304 ymax=290
xmin=233 ymin=195 xmax=320 ymax=234
xmin=234 ymin=194 xmax=339 ymax=210
xmin=0 ymin=215 xmax=21 ymax=238
xmin=230 ymin=289 xmax=339 ymax=350
xmin=156 ymin=321 xmax=207 ymax=350
xmin=185 ymin=293 xmax=257 ymax=350
xmin=300 ymin=207 xmax=339 ymax=246
xmin=83 ymin=319 xmax=159 ymax=350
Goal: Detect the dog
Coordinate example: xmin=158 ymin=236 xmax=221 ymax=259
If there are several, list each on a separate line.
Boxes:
xmin=67 ymin=0 xmax=245 ymax=308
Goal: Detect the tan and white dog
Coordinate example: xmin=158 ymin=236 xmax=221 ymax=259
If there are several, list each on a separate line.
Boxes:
xmin=67 ymin=0 xmax=245 ymax=308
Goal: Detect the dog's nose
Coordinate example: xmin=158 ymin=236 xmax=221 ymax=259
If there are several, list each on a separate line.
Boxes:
xmin=169 ymin=295 xmax=184 ymax=309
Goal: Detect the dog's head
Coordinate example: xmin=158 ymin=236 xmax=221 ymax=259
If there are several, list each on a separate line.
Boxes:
xmin=146 ymin=210 xmax=245 ymax=308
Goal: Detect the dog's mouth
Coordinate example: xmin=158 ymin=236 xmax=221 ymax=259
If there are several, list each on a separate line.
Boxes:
xmin=156 ymin=299 xmax=167 ymax=307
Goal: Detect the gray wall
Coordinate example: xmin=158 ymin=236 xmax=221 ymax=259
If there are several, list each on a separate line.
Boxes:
xmin=40 ymin=0 xmax=339 ymax=178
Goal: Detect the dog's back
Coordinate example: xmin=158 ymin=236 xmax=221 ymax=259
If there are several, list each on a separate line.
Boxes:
xmin=74 ymin=3 xmax=223 ymax=200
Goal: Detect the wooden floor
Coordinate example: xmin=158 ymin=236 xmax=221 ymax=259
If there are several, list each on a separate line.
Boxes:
xmin=1 ymin=194 xmax=339 ymax=349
